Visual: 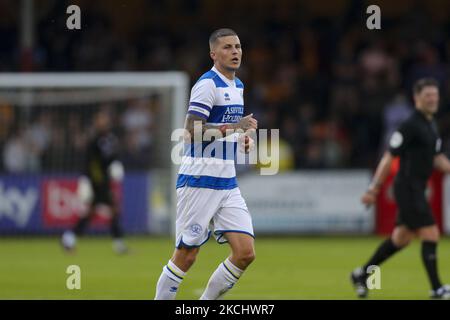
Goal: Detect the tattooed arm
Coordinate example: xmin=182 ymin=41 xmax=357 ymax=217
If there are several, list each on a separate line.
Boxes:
xmin=184 ymin=112 xmax=258 ymax=142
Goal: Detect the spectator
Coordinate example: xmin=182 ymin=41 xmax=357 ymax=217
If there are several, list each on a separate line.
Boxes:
xmin=3 ymin=129 xmax=29 ymax=173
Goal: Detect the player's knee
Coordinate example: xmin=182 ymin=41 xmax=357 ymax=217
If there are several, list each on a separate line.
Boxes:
xmin=392 ymin=228 xmax=414 ymax=247
xmin=187 ymin=254 xmax=198 ymax=266
xmin=173 ymin=247 xmax=199 ymax=270
xmin=182 ymin=251 xmax=198 ymax=268
xmin=392 ymin=237 xmax=411 ymax=248
xmin=433 ymin=228 xmax=440 ymax=241
xmin=400 ymin=239 xmax=411 ymax=248
xmin=418 ymin=226 xmax=440 ymax=242
xmin=237 ymin=249 xmax=255 ymax=267
xmin=423 ymin=231 xmax=440 ymax=242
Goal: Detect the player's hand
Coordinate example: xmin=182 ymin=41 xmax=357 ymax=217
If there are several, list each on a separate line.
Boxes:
xmin=236 ymin=113 xmax=258 ymax=131
xmin=239 ymin=134 xmax=255 ymax=153
xmin=361 ymin=188 xmax=378 ymax=208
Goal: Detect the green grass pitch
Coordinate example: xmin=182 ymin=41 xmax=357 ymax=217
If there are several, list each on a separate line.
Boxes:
xmin=1 ymin=236 xmax=449 ymax=299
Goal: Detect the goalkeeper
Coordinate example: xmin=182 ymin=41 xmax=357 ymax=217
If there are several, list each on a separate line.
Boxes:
xmin=61 ymin=110 xmax=128 ymax=254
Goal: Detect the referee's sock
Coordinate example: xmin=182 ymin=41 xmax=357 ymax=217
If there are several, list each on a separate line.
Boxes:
xmin=199 ymin=258 xmax=244 ymax=300
xmin=363 ymin=238 xmax=403 ymax=273
xmin=422 ymin=241 xmax=442 ymax=291
xmin=154 ymin=260 xmax=186 ymax=300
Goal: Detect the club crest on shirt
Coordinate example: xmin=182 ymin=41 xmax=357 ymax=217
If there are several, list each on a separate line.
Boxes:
xmin=390 ymin=131 xmax=403 ymax=148
xmin=224 ymin=93 xmax=230 ymax=101
xmin=190 ymin=223 xmax=202 ymax=236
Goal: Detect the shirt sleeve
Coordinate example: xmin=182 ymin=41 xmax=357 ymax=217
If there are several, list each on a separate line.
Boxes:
xmin=388 ymin=121 xmax=414 ymax=156
xmin=187 ymin=79 xmax=215 ymax=120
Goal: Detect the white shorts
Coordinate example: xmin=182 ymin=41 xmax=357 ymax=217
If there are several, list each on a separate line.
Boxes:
xmin=175 ymin=186 xmax=254 ymax=248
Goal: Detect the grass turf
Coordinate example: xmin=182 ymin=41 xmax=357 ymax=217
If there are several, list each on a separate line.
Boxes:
xmin=0 ymin=236 xmax=449 ymax=300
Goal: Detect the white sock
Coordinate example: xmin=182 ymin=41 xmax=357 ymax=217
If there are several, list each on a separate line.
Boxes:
xmin=200 ymin=258 xmax=244 ymax=300
xmin=112 ymin=239 xmax=127 ymax=253
xmin=62 ymin=231 xmax=76 ymax=248
xmin=154 ymin=260 xmax=186 ymax=300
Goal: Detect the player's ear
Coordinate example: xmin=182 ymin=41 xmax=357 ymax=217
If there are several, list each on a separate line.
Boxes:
xmin=210 ymin=50 xmax=216 ymax=61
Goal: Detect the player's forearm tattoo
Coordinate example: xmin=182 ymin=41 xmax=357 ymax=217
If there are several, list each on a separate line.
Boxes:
xmin=185 ymin=114 xmax=235 ymax=142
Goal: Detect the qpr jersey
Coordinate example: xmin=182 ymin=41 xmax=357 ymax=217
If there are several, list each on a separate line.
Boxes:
xmin=176 ymin=66 xmax=245 ymax=190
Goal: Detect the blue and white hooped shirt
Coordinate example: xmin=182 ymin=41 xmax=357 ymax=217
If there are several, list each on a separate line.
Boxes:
xmin=176 ymin=66 xmax=245 ymax=190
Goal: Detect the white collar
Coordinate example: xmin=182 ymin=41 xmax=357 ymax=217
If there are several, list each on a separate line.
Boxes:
xmin=212 ymin=66 xmax=236 ymax=88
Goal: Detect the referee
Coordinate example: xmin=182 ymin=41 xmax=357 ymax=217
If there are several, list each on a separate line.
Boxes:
xmin=351 ymin=78 xmax=450 ymax=299
xmin=61 ymin=110 xmax=128 ymax=254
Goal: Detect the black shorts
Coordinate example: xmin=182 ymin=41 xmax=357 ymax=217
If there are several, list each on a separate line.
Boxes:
xmin=92 ymin=185 xmax=114 ymax=205
xmin=394 ymin=180 xmax=435 ymax=230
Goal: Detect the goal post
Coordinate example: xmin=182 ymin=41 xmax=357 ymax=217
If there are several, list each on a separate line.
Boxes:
xmin=0 ymin=72 xmax=189 ymax=236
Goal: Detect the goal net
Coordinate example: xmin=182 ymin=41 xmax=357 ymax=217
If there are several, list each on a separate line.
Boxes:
xmin=0 ymin=72 xmax=189 ymax=236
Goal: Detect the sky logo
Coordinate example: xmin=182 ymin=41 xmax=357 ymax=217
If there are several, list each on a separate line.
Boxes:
xmin=0 ymin=182 xmax=38 ymax=227
xmin=170 ymin=286 xmax=178 ymax=292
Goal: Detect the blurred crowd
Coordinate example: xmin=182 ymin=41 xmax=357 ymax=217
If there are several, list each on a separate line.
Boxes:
xmin=0 ymin=97 xmax=159 ymax=173
xmin=1 ymin=0 xmax=450 ymax=172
